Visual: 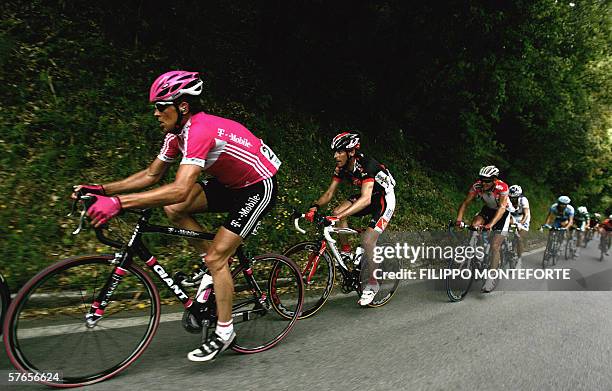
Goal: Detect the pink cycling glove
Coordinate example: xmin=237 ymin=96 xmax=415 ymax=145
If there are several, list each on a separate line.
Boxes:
xmin=87 ymin=195 xmax=122 ymax=226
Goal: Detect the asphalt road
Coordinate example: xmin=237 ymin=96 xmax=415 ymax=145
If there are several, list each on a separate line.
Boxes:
xmin=2 ymin=235 xmax=612 ymax=391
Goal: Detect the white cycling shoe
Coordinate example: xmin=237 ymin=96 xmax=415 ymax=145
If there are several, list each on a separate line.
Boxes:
xmin=187 ymin=331 xmax=235 ymax=362
xmin=358 ymin=284 xmax=380 ymax=306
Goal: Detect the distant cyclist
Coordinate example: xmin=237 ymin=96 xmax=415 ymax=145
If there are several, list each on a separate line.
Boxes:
xmin=572 ymin=206 xmax=590 ymax=255
xmin=456 ymin=165 xmax=511 ymax=293
xmin=305 ymin=131 xmax=396 ymax=306
xmin=543 ymin=196 xmax=574 ymax=230
xmin=73 ymin=70 xmax=281 ymax=362
xmin=508 ymin=185 xmax=530 ymax=268
xmin=589 ymin=212 xmax=602 ymax=231
xmin=599 ymin=215 xmax=612 ymax=256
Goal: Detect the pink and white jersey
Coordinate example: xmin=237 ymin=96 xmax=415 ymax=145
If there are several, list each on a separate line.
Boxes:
xmin=157 ymin=112 xmax=281 ymax=189
xmin=468 ymin=179 xmax=509 ymax=210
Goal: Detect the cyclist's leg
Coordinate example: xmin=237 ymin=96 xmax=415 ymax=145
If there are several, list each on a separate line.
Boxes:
xmin=206 ymin=228 xmax=242 ymax=322
xmin=333 ymin=197 xmax=358 ymax=251
xmin=210 ymin=176 xmax=278 ymax=323
xmin=189 ymin=176 xmax=277 ymax=361
xmin=163 ymin=180 xmax=216 ymax=254
xmin=358 ymin=191 xmax=395 ymax=305
xmin=489 ymin=233 xmax=505 ymax=269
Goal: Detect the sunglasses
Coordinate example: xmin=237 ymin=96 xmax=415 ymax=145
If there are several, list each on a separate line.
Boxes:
xmin=154 ymin=102 xmax=174 ymax=112
xmin=480 ymin=178 xmax=494 ymax=184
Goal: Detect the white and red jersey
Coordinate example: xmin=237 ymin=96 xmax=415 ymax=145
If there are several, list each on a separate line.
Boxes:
xmin=157 ymin=112 xmax=281 ymax=189
xmin=468 ymin=179 xmax=509 ymax=210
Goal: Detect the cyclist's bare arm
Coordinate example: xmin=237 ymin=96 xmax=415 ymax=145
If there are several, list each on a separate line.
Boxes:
xmin=118 ymin=164 xmax=201 ymax=209
xmin=456 ymin=192 xmax=476 ymax=222
xmin=521 ymin=207 xmax=530 ymax=225
xmin=97 ymin=158 xmax=171 ymax=195
xmin=336 ymin=181 xmax=373 ymax=219
xmin=544 ymin=212 xmax=554 ymax=225
xmin=314 ymin=179 xmax=340 ymax=208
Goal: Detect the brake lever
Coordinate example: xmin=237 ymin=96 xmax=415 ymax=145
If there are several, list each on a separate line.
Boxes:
xmin=71 ymin=195 xmax=94 ymax=235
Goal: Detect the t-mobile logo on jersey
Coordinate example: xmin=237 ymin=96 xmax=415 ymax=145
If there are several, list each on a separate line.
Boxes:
xmin=238 ymin=194 xmax=261 ymax=218
xmin=216 ymin=128 xmax=253 ymax=148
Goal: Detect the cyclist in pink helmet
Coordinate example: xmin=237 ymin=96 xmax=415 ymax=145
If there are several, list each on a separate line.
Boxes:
xmin=73 ymin=70 xmax=281 ymax=362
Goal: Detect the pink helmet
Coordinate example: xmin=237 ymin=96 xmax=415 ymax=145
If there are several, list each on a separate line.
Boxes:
xmin=149 ymin=71 xmax=203 ymax=102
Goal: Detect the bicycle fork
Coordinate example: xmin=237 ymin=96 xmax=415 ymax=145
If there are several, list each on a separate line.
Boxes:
xmin=302 ymin=241 xmax=327 ymax=285
xmin=86 ymin=252 xmax=133 ymax=327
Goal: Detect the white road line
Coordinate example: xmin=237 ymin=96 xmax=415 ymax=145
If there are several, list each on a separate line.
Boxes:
xmin=17 ymin=312 xmax=183 ymax=339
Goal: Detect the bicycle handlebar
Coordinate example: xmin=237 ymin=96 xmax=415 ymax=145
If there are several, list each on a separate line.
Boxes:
xmin=69 ymin=190 xmax=129 ymax=249
xmin=292 ymin=210 xmax=337 ymax=243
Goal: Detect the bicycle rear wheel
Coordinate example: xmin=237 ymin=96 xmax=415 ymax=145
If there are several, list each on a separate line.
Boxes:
xmin=360 ymin=256 xmax=400 ymax=308
xmin=231 ymin=254 xmax=303 ymax=354
xmin=283 ymin=241 xmax=335 ymax=318
xmin=3 ymin=255 xmax=160 ymax=387
xmin=0 ymin=273 xmax=10 ymax=336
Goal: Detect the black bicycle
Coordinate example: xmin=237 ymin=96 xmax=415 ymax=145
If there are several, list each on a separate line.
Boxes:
xmin=564 ymin=228 xmax=578 ymax=260
xmin=541 ymin=225 xmax=566 ymax=268
xmin=0 ymin=272 xmax=9 ymax=336
xmin=499 ymin=224 xmax=519 ymax=269
xmin=445 ymin=222 xmax=495 ymax=302
xmin=3 ymin=194 xmax=304 ymax=387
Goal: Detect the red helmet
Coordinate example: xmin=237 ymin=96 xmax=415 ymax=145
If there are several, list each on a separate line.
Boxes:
xmin=149 ymin=71 xmax=203 ymax=102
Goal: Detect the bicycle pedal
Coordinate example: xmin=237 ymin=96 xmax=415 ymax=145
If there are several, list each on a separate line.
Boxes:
xmin=182 ymin=310 xmax=203 ymax=334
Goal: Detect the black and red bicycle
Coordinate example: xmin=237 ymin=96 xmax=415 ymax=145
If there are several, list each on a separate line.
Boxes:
xmin=3 ymin=193 xmax=304 ymax=388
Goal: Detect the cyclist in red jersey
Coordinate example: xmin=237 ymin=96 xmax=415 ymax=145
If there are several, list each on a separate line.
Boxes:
xmin=600 ymin=215 xmax=612 ymax=256
xmin=73 ymin=70 xmax=280 ymax=362
xmin=305 ymin=131 xmax=396 ymax=306
xmin=455 ymin=165 xmax=511 ymax=293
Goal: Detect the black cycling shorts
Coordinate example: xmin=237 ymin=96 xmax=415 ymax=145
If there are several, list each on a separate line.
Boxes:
xmin=348 ymin=191 xmax=395 ymax=233
xmin=198 ymin=176 xmax=277 ymax=238
xmin=477 ymin=206 xmax=511 ymax=232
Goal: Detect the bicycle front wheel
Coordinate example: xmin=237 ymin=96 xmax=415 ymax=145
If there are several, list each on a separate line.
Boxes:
xmin=446 ymin=257 xmax=474 ymax=302
xmin=231 ymin=254 xmax=303 ymax=354
xmin=0 ymin=274 xmax=10 ymax=336
xmin=283 ymin=241 xmax=335 ymax=318
xmin=3 ymin=255 xmax=160 ymax=387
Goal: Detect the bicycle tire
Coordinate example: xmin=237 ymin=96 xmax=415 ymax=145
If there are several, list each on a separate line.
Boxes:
xmin=231 ymin=254 xmax=303 ymax=354
xmin=552 ymin=235 xmax=559 ymax=265
xmin=360 ymin=256 xmax=400 ymax=308
xmin=282 ymin=241 xmax=335 ymax=319
xmin=3 ymin=255 xmax=161 ymax=387
xmin=0 ymin=273 xmax=10 ymax=336
xmin=445 ymin=256 xmax=474 ymax=302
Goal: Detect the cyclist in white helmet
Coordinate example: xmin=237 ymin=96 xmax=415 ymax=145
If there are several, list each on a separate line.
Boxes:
xmin=456 ymin=165 xmax=511 ymax=293
xmin=572 ymin=206 xmax=590 ymax=255
xmin=543 ymin=196 xmax=574 ymax=229
xmin=508 ymin=185 xmax=530 ymax=268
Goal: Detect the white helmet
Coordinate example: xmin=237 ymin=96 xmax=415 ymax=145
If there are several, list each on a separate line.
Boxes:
xmin=479 ymin=165 xmax=499 ymax=179
xmin=558 ymin=196 xmax=571 ymax=205
xmin=578 ymin=206 xmax=588 ymax=214
xmin=594 ymin=213 xmax=601 ymax=218
xmin=509 ymin=185 xmax=522 ymax=197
